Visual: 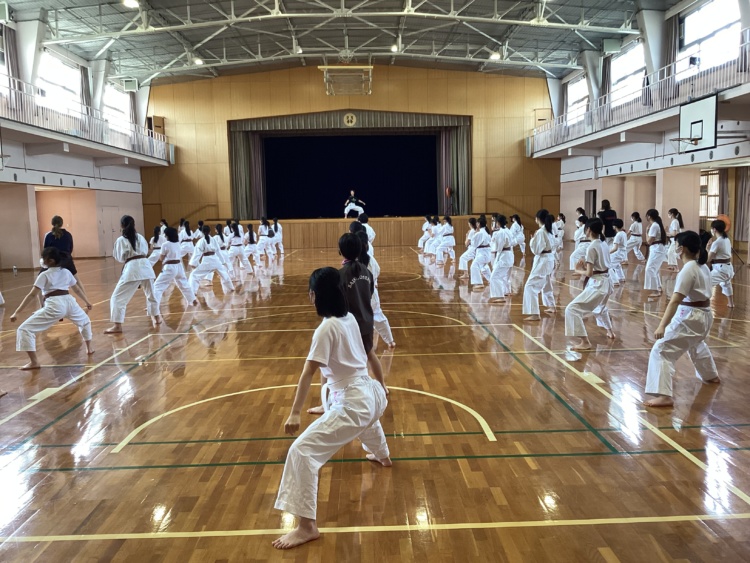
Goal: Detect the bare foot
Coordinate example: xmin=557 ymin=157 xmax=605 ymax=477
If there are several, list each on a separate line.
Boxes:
xmin=104 ymin=326 xmax=122 ymax=334
xmin=272 ymin=524 xmax=320 ymax=550
xmin=153 ymin=316 xmax=162 ymax=325
xmin=544 ymin=308 xmax=556 ymax=315
xmin=388 ymin=341 xmax=397 ymax=349
xmin=488 ymin=298 xmax=506 ymax=304
xmin=366 ymin=453 xmax=393 ymax=467
xmin=21 ymin=362 xmax=41 ymax=370
xmin=307 ymin=405 xmax=325 ymax=415
xmin=705 ymin=377 xmax=721 ymax=385
xmin=644 ymin=396 xmax=674 ymax=407
xmin=459 ymin=273 xmax=469 ymax=279
xmin=606 ymin=330 xmax=616 ymax=340
xmin=571 ymin=343 xmax=592 ymax=351
xmin=523 ymin=315 xmax=541 ymax=322
xmin=87 ymin=348 xmax=95 ymax=355
xmin=192 ymin=300 xmax=199 ymax=306
xmin=0 ymin=390 xmax=7 ymax=399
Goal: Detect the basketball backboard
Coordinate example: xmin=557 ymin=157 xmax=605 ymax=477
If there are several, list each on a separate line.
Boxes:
xmin=678 ymin=95 xmax=717 ymax=153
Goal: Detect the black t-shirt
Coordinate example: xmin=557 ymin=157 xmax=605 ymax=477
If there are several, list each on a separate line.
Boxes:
xmin=44 ymin=230 xmax=74 ymax=254
xmin=339 ymin=261 xmax=374 ymax=336
xmin=598 ymin=209 xmax=617 ymax=238
xmin=347 ymin=196 xmax=359 ymax=205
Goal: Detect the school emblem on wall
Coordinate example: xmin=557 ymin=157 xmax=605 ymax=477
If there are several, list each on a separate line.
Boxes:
xmin=343 ymin=113 xmax=357 ymax=127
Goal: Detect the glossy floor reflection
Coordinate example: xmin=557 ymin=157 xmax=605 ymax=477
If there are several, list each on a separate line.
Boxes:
xmin=0 ymin=246 xmax=749 ymax=561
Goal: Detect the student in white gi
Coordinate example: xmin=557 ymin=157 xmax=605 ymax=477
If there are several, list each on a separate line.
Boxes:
xmin=665 ymin=208 xmax=684 ymax=271
xmin=148 ymin=226 xmax=166 ymax=267
xmin=565 ymin=218 xmax=615 ymax=351
xmin=105 ymin=215 xmax=159 ymax=334
xmin=644 ymin=231 xmax=720 ymax=407
xmin=358 ymin=214 xmax=376 ymax=255
xmin=644 ymin=209 xmax=668 ymax=300
xmin=489 ymin=215 xmax=513 ymax=303
xmin=423 ymin=216 xmax=441 ymax=258
xmin=272 ymin=218 xmax=285 ymax=255
xmin=470 ymin=217 xmax=492 ymax=290
xmin=178 ymin=220 xmax=195 ymax=259
xmin=10 ymin=248 xmax=94 ymax=370
xmin=625 ymin=212 xmax=645 ymax=263
xmin=523 ymin=210 xmax=556 ymax=321
xmin=257 ymin=217 xmax=276 ymax=259
xmin=272 ymin=267 xmax=390 ymax=550
xmin=458 ymin=218 xmax=478 ymax=277
xmin=554 ymin=213 xmax=566 ymax=251
xmin=435 ymin=216 xmax=456 ymax=265
xmin=243 ymin=223 xmax=260 ymax=266
xmin=417 ymin=215 xmax=431 ymax=251
xmin=227 ymin=223 xmax=253 ymax=278
xmin=343 ymin=189 xmax=366 ymax=218
xmin=159 ymin=219 xmax=169 ymax=235
xmin=152 ymin=227 xmax=199 ymax=308
xmin=510 ymin=214 xmax=526 ymax=256
xmin=609 ymin=219 xmax=628 ymax=285
xmin=189 ymin=225 xmax=235 ymax=295
xmin=568 ymin=215 xmax=589 ymax=272
xmin=707 ymin=219 xmax=734 ymax=308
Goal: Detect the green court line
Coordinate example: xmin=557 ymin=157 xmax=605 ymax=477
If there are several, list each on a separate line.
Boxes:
xmin=467 ymin=311 xmax=619 ymax=453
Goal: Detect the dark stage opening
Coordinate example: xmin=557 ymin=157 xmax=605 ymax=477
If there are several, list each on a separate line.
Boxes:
xmin=264 ymin=134 xmax=438 ymax=219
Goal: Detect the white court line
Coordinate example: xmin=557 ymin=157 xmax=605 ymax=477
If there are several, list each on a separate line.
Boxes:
xmin=0 ymin=334 xmax=153 ymax=428
xmin=111 ymin=384 xmax=496 ymax=453
xmin=513 ymin=324 xmax=750 ymax=508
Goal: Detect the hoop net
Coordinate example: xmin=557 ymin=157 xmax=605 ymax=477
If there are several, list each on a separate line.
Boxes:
xmin=669 ymin=137 xmax=699 ymax=154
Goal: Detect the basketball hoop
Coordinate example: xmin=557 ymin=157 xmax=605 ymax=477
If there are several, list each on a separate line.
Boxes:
xmin=669 ymin=137 xmax=699 ymax=154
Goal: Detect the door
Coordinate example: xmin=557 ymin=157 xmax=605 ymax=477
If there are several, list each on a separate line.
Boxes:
xmin=100 ymin=206 xmax=120 ymax=257
xmin=585 ymin=190 xmax=597 ymax=217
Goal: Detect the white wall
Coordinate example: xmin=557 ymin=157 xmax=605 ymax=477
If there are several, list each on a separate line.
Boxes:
xmin=0 ymin=183 xmax=40 ymax=269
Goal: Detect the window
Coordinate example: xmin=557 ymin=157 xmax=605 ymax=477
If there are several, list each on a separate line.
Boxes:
xmin=610 ymin=43 xmax=646 ymax=107
xmin=566 ymin=76 xmax=588 ymax=124
xmin=700 ymin=170 xmax=720 ymax=219
xmin=35 ymin=51 xmax=81 ymax=115
xmin=677 ymin=0 xmax=741 ymax=78
xmin=103 ymin=84 xmax=132 ymax=133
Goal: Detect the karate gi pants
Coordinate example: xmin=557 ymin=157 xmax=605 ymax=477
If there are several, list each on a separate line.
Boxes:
xmin=189 ymin=258 xmax=235 ymax=295
xmin=344 ymin=203 xmax=365 ymax=217
xmin=489 ymin=251 xmax=513 ymax=298
xmin=244 ymin=244 xmax=260 ymax=265
xmin=110 ymin=279 xmax=158 ymax=323
xmin=424 ymin=237 xmax=439 ymax=255
xmin=711 ymin=263 xmax=734 ymax=297
xmin=470 ymin=249 xmax=492 ymax=285
xmin=522 ymin=255 xmax=555 ymax=315
xmin=626 ymin=236 xmax=644 ymax=261
xmin=645 ymin=306 xmax=718 ymax=397
xmin=372 ymin=288 xmax=394 ymax=345
xmin=569 ymin=244 xmax=587 ymax=271
xmin=229 ymin=246 xmax=253 ymax=277
xmin=435 ymin=242 xmax=455 ymax=264
xmin=610 ymin=258 xmax=625 ymax=284
xmin=274 ymin=376 xmax=389 ymax=520
xmin=257 ymin=237 xmax=276 ymax=258
xmin=17 ymin=295 xmax=92 ymax=352
xmin=458 ymin=248 xmax=475 ymax=271
xmin=644 ymin=245 xmax=667 ymax=291
xmin=153 ymin=263 xmax=196 ymax=306
xmin=667 ymin=239 xmax=679 ymax=267
xmin=417 ymin=232 xmax=430 ymax=249
xmin=564 ymin=275 xmax=613 ymax=338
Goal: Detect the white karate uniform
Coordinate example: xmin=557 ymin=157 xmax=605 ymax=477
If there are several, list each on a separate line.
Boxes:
xmin=644 ymin=222 xmax=667 ymax=291
xmin=272 ymin=223 xmax=284 ymax=254
xmin=243 ymin=230 xmax=260 ymax=264
xmin=458 ymin=229 xmax=477 ymax=271
xmin=666 ymin=219 xmax=682 ymax=267
xmin=148 ymin=234 xmax=166 ymax=266
xmin=554 ymin=220 xmax=565 ymax=250
xmin=626 ymin=221 xmax=645 ymax=261
xmin=610 ymin=230 xmax=628 ymax=284
xmin=424 ymin=224 xmax=442 ymax=255
xmin=274 ymin=314 xmax=389 ymax=520
xmin=228 ymin=233 xmax=252 ymax=277
xmin=110 ymin=234 xmax=158 ymax=323
xmin=470 ymin=230 xmax=492 ymax=285
xmin=510 ymin=221 xmax=525 ymax=254
xmin=645 ymin=261 xmax=718 ymax=397
xmin=709 ymin=237 xmax=734 ymax=297
xmin=152 ymin=241 xmax=197 ymax=307
xmin=522 ymin=228 xmax=556 ymax=315
xmin=369 ymin=257 xmax=394 ymax=345
xmin=489 ymin=229 xmax=513 ymax=298
xmin=0 ymin=291 xmax=4 ymax=306
xmin=188 ymin=236 xmax=235 ymax=294
xmin=417 ymin=221 xmax=430 ymax=249
xmin=363 ymin=223 xmax=376 ymax=251
xmin=569 ymin=224 xmax=587 ymax=271
xmin=16 ymin=267 xmax=92 ymax=352
xmin=178 ymin=229 xmax=195 ymax=258
xmin=257 ymin=225 xmax=276 ymax=258
xmin=565 ymin=240 xmax=613 ymax=338
xmin=435 ymin=224 xmax=456 ymax=264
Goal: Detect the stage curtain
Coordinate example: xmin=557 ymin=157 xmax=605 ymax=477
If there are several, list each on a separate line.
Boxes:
xmin=230 ymin=131 xmax=267 ymax=220
xmin=735 ymin=167 xmax=750 ymax=242
xmin=438 ymin=127 xmax=471 ymax=216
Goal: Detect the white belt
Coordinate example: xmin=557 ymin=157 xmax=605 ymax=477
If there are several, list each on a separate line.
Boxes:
xmin=320 ymin=375 xmax=369 ymax=411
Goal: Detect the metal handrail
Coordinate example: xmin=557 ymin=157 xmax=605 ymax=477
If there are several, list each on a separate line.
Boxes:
xmin=0 ymin=76 xmax=168 ymax=161
xmin=533 ymin=29 xmax=750 ymax=153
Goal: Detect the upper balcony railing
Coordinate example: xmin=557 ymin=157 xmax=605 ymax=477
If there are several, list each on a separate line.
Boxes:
xmin=0 ymin=77 xmax=168 ymax=161
xmin=533 ymin=30 xmax=750 ymax=153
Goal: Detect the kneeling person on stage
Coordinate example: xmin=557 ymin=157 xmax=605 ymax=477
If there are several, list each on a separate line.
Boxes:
xmin=10 ymin=248 xmax=94 ymax=370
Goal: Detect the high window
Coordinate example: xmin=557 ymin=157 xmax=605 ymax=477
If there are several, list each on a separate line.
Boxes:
xmin=35 ymin=51 xmax=81 ymax=115
xmin=566 ymin=75 xmax=588 ymax=123
xmin=678 ymin=0 xmax=742 ymax=78
xmin=103 ymin=84 xmax=132 ymax=133
xmin=699 ymin=170 xmax=720 ymax=220
xmin=610 ymin=42 xmax=646 ymax=107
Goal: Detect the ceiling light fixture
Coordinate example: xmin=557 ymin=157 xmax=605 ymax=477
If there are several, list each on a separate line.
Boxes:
xmin=390 ymin=44 xmax=399 ymax=53
xmin=123 ymin=0 xmax=139 ymax=8
xmin=193 ymin=57 xmax=204 ymax=65
xmin=489 ymin=51 xmax=501 ymax=60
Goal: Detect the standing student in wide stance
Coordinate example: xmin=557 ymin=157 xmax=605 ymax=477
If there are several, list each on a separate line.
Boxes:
xmin=257 ymin=217 xmax=276 ymax=260
xmin=609 ymin=219 xmax=628 ymax=286
xmin=625 ymin=212 xmax=645 ymax=263
xmin=272 ymin=267 xmax=390 ymax=550
xmin=435 ymin=216 xmax=456 ymax=265
xmin=178 ymin=220 xmax=195 ymax=261
xmin=423 ymin=216 xmax=441 ymax=258
xmin=644 ymin=231 xmax=720 ymax=407
xmin=470 ymin=217 xmax=492 ymax=291
xmin=152 ymin=227 xmax=199 ymax=309
xmin=510 ymin=214 xmax=525 ymax=256
xmin=644 ymin=209 xmax=668 ymax=301
xmin=707 ymin=219 xmax=735 ymax=308
xmin=489 ymin=215 xmax=513 ymax=303
xmin=666 ymin=208 xmax=684 ymax=271
xmin=565 ymin=218 xmax=615 ymax=351
xmin=159 ymin=218 xmax=169 ymax=235
xmin=523 ymin=210 xmax=556 ymax=321
xmin=148 ymin=225 xmax=166 ymax=267
xmin=10 ymin=248 xmax=94 ymax=370
xmin=106 ymin=215 xmax=159 ymax=334
xmin=554 ymin=213 xmax=566 ymax=251
xmin=189 ymin=225 xmax=235 ymax=295
xmin=271 ymin=218 xmax=285 ymax=255
xmin=244 ymin=223 xmax=260 ymax=266
xmin=457 ymin=217 xmax=478 ymax=278
xmin=417 ymin=214 xmax=431 ymax=251
xmin=343 ymin=189 xmax=366 ymax=218
xmin=569 ymin=215 xmax=589 ymax=272
xmin=228 ymin=222 xmax=253 ymax=277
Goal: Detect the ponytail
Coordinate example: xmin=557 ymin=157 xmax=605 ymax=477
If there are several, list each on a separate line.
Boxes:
xmin=184 ymin=220 xmax=192 ymax=237
xmin=120 ymin=215 xmax=137 ymax=250
xmin=585 ymin=218 xmax=605 ymax=242
xmin=646 ymin=209 xmax=667 ymax=245
xmin=152 ymin=225 xmax=161 ymax=244
xmin=669 ymin=208 xmax=684 ymax=229
xmin=676 ymin=231 xmax=707 ymax=265
xmin=247 ymin=224 xmax=256 ymax=244
xmin=536 ymin=210 xmax=553 ymax=234
xmin=631 ymin=212 xmax=642 ymax=223
xmin=215 ymin=224 xmax=225 ymax=243
xmin=202 ymin=225 xmax=212 ymax=242
xmin=355 ymin=231 xmax=370 ymax=267
xmin=231 ymin=222 xmax=240 ymax=238
xmin=478 ymin=217 xmax=490 ymax=235
xmin=51 ymin=215 xmax=64 ymax=239
xmin=497 ymin=214 xmax=508 ymax=228
xmin=711 ymin=219 xmax=728 ymax=238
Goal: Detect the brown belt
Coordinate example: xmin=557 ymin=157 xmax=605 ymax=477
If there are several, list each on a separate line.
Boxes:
xmin=712 ymin=258 xmax=730 ymax=264
xmin=649 ymin=242 xmax=663 ymax=246
xmin=44 ymin=289 xmax=69 ymax=299
xmin=231 ymin=245 xmax=242 ymax=247
xmin=152 ymin=247 xmax=161 ymax=250
xmin=502 ymin=247 xmax=511 ymax=251
xmin=203 ymin=251 xmax=216 ymax=256
xmin=478 ymin=244 xmax=490 ymax=249
xmin=680 ymin=299 xmax=710 ymax=308
xmin=125 ymin=255 xmax=146 ymax=263
xmin=593 ymin=270 xmax=608 ymax=275
xmin=541 ymin=250 xmax=551 ymax=254
xmin=163 ymin=259 xmax=181 ymax=265
xmin=578 ymin=240 xmax=590 ymax=243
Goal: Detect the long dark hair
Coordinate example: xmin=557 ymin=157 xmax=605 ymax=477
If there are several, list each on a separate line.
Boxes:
xmin=51 ymin=215 xmax=64 ymax=239
xmin=510 ymin=214 xmax=523 ymax=227
xmin=246 ymin=224 xmax=256 ymax=244
xmin=646 ymin=209 xmax=667 ymax=245
xmin=179 ymin=218 xmax=185 ymax=228
xmin=497 ymin=214 xmax=508 ymax=228
xmin=272 ymin=217 xmax=279 ymax=233
xmin=578 ymin=215 xmax=588 ymax=225
xmin=468 ymin=217 xmax=477 ymax=229
xmin=676 ymin=231 xmax=707 ymax=265
xmin=478 ymin=217 xmax=491 ymax=235
xmin=215 ymin=224 xmax=225 ymax=243
xmin=711 ymin=219 xmax=728 ymax=238
xmin=309 ymin=267 xmax=348 ymax=318
xmin=42 ymin=247 xmax=61 ymax=266
xmin=339 ymin=232 xmax=363 ymax=261
xmin=536 ymin=210 xmax=553 ymax=234
xmin=355 ymin=231 xmax=371 ymax=267
xmin=261 ymin=217 xmax=269 ymax=227
xmin=183 ymin=220 xmax=192 ymax=237
xmin=601 ymin=200 xmax=611 ymax=211
xmin=201 ymin=225 xmax=212 ymax=244
xmin=443 ymin=215 xmax=452 ymax=226
xmin=152 ymin=225 xmax=161 ymax=244
xmin=631 ymin=212 xmax=642 ymax=222
xmin=165 ymin=227 xmax=179 ymax=243
xmin=121 ymin=215 xmax=137 ymax=249
xmin=668 ymin=208 xmax=684 ymax=229
xmin=231 ymin=222 xmax=240 ymax=238
xmin=557 ymin=213 xmax=566 ymax=223
xmin=585 ymin=218 xmax=605 ymax=242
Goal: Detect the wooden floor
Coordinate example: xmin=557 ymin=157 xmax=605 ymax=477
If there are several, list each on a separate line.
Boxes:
xmin=0 ymin=246 xmax=749 ymax=562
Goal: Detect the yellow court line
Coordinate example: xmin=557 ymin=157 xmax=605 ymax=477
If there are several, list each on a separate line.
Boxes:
xmin=514 ymin=325 xmax=750 ymax=508
xmin=2 ymin=512 xmax=750 ymax=543
xmin=111 ymin=383 xmax=496 ymax=452
xmin=0 ymin=334 xmax=153 ymax=428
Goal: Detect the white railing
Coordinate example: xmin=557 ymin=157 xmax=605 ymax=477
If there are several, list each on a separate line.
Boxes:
xmin=533 ymin=30 xmax=750 ymax=153
xmin=0 ymin=77 xmax=168 ymax=161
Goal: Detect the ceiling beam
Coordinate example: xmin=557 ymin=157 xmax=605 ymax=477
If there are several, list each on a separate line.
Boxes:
xmin=43 ymin=10 xmax=640 ymax=46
